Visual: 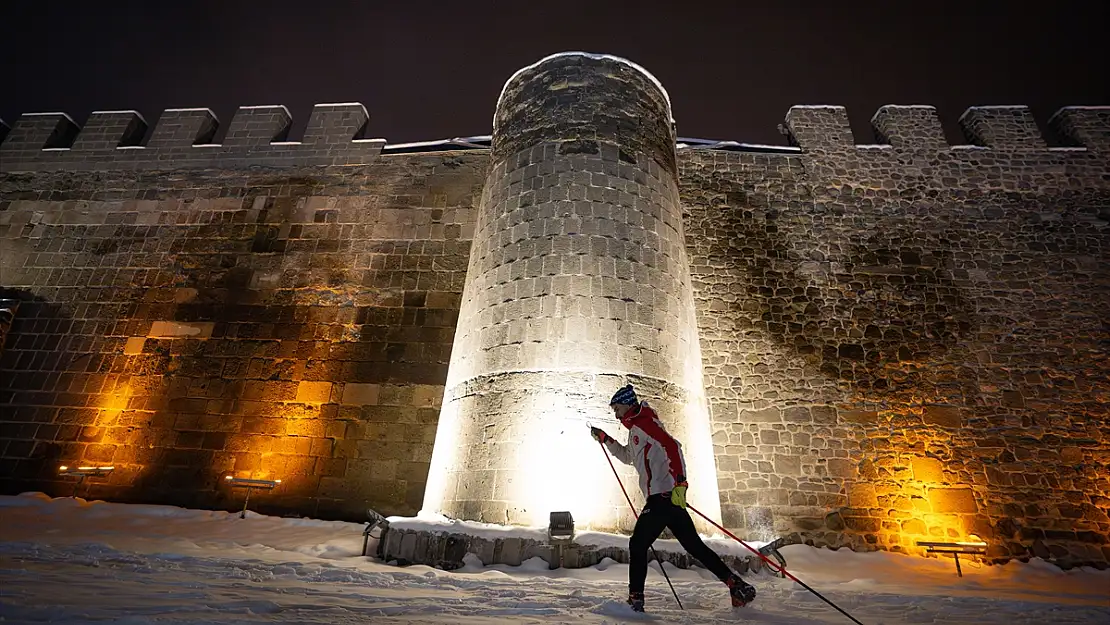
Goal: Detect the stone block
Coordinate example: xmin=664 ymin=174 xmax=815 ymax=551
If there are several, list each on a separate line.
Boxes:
xmin=826 ymin=458 xmax=855 ymax=478
xmin=922 ymin=405 xmax=962 ymax=428
xmin=342 ymin=383 xmax=381 ymax=406
xmin=782 ymin=407 xmax=811 ymax=423
xmin=147 ymin=321 xmax=215 ymax=339
xmin=901 ymin=518 xmax=927 ymax=535
xmin=296 ymin=381 xmax=333 ymax=404
xmin=911 ymin=456 xmax=945 ymax=484
xmin=773 ymin=454 xmax=801 ymax=476
xmin=838 ymin=409 xmax=878 ymax=425
xmin=123 ymin=337 xmax=147 ymax=355
xmin=847 ymin=483 xmax=878 ymax=507
xmin=498 ymin=537 xmax=524 ymax=566
xmin=398 ymin=532 xmax=418 ymax=561
xmin=927 ymin=487 xmax=978 ymax=513
xmin=811 ymin=405 xmax=837 ymax=424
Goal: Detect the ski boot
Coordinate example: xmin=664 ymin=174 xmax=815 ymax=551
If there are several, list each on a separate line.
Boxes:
xmin=727 ymin=574 xmax=757 ymax=607
xmin=627 ymin=591 xmax=645 ymax=613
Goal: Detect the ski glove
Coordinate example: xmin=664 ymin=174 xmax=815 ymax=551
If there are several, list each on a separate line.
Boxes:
xmin=590 ymin=426 xmax=610 ymax=444
xmin=671 ymin=479 xmax=688 ymax=509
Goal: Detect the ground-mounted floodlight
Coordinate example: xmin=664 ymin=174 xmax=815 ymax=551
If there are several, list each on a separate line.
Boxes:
xmin=916 ymin=540 xmax=988 ymax=577
xmin=223 ymin=476 xmax=281 ymax=519
xmin=58 ymin=465 xmax=114 ymax=498
xmin=547 ymin=511 xmax=575 ymax=570
xmin=362 ymin=508 xmax=391 ymax=558
xmin=549 ymin=511 xmax=575 ymax=540
xmin=757 ymin=536 xmax=789 ymax=578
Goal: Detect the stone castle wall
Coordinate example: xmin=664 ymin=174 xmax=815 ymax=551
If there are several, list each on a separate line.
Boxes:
xmin=0 ymin=143 xmax=486 ymax=518
xmin=683 ymin=105 xmax=1110 ymax=567
xmin=0 ymin=67 xmax=1107 ymax=567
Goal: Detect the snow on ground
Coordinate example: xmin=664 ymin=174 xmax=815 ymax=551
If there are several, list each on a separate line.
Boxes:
xmin=1 ymin=493 xmax=1107 ymax=624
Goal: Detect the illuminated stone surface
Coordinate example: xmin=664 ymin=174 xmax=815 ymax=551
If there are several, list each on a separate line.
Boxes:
xmin=423 ymin=53 xmax=721 ymax=530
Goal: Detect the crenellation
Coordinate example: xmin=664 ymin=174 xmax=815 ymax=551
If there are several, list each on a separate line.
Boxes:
xmin=781 ymin=105 xmax=855 ymax=152
xmin=147 ymin=107 xmax=220 ymax=148
xmin=958 ymin=106 xmax=1047 ymax=150
xmin=870 ymin=105 xmax=948 ymax=150
xmin=0 ymin=104 xmax=385 ymax=173
xmin=1049 ymin=106 xmax=1110 ymax=152
xmin=0 ymin=112 xmax=79 ymax=160
xmin=223 ymin=105 xmax=292 ymax=147
xmin=71 ymin=110 xmax=148 ymax=151
xmin=302 ymin=103 xmax=370 ymax=145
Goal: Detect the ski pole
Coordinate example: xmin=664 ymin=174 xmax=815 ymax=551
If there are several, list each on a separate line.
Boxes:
xmin=687 ymin=505 xmax=865 ymax=625
xmin=595 ymin=435 xmax=683 ymax=610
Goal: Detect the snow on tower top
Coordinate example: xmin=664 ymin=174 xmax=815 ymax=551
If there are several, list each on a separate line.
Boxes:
xmin=494 ymin=52 xmax=675 ymax=129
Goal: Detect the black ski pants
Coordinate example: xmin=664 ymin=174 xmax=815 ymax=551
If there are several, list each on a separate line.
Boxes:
xmin=628 ymin=493 xmax=734 ymax=593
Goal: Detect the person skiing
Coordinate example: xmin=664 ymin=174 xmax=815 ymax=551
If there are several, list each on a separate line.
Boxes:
xmin=590 ymin=383 xmax=757 ymax=613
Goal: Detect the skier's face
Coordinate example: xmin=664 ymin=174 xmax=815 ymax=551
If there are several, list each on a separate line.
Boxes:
xmin=611 ymin=403 xmax=633 ymax=425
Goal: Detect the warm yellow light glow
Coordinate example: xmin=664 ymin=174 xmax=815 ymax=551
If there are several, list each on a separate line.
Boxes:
xmin=58 ymin=466 xmax=68 ymax=472
xmin=880 ymin=437 xmax=980 ymax=551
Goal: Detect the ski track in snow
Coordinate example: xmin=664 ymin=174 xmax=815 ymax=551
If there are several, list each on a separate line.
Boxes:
xmin=0 ymin=493 xmax=1107 ymax=624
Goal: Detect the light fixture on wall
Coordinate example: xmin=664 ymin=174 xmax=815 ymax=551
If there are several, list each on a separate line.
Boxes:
xmin=916 ymin=539 xmax=988 ymax=577
xmin=58 ymin=465 xmax=115 ymax=498
xmin=223 ymin=476 xmax=281 ymax=519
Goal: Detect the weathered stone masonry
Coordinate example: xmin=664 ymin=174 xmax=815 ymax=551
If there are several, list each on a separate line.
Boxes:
xmin=424 ymin=54 xmax=721 ymax=533
xmin=1 ymin=54 xmax=1107 ymax=568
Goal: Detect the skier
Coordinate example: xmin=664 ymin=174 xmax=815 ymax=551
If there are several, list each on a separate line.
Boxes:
xmin=590 ymin=384 xmax=758 ymax=613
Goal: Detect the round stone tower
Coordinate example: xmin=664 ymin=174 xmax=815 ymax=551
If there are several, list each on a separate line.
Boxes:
xmin=422 ymin=52 xmax=721 ymax=532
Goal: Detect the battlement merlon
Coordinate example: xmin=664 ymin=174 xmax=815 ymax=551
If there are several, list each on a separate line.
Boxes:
xmin=1049 ymin=106 xmax=1110 ymax=152
xmin=783 ymin=104 xmax=1110 ymax=153
xmin=0 ymin=103 xmax=383 ymax=173
xmin=958 ymin=106 xmax=1046 ymax=149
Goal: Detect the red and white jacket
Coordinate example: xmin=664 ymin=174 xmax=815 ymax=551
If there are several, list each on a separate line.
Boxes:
xmin=603 ymin=402 xmax=687 ymax=497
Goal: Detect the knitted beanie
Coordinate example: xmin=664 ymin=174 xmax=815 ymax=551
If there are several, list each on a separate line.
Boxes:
xmin=609 ymin=384 xmax=638 ymax=406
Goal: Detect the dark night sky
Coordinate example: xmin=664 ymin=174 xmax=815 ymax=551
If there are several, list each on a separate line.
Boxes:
xmin=2 ymin=1 xmax=1108 ymax=146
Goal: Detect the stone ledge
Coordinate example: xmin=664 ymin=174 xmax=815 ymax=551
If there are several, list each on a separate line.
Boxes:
xmin=379 ymin=526 xmax=772 ymax=574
